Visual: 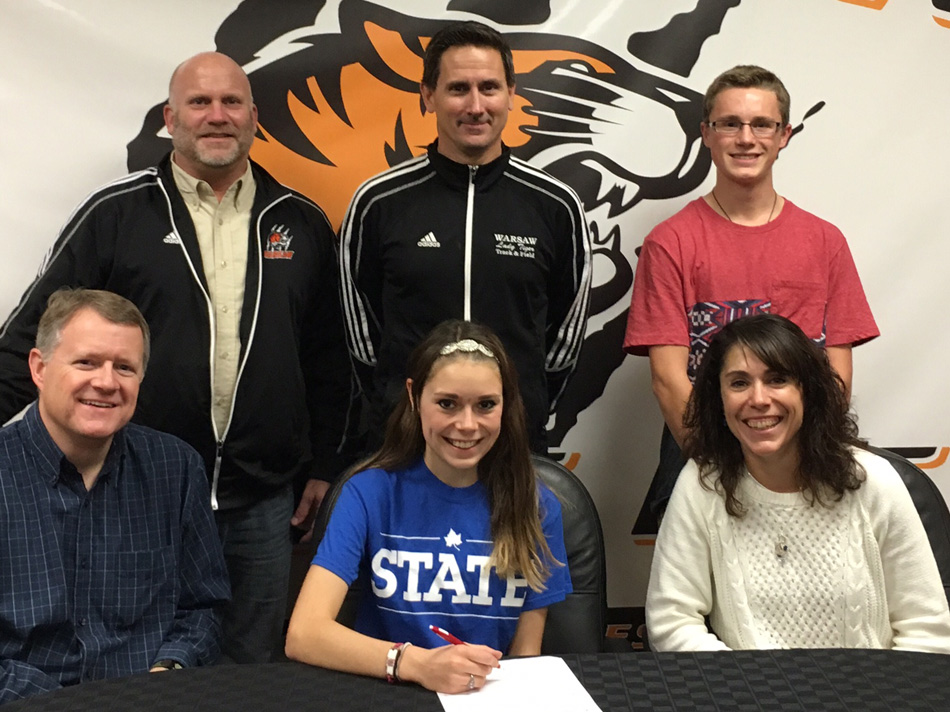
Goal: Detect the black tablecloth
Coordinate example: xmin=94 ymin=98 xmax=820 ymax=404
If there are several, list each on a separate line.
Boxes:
xmin=7 ymin=650 xmax=950 ymax=711
xmin=572 ymin=649 xmax=950 ymax=711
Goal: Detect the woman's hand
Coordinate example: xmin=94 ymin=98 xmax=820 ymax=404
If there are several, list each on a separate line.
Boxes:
xmin=397 ymin=643 xmax=502 ymax=693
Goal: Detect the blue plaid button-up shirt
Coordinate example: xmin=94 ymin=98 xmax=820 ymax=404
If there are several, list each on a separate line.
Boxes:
xmin=0 ymin=405 xmax=230 ymax=704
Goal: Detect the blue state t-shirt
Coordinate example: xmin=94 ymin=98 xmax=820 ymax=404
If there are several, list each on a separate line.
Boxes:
xmin=313 ymin=458 xmax=572 ymax=652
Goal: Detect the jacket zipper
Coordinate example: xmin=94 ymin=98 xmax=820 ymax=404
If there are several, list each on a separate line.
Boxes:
xmin=156 ymin=178 xmax=222 ymax=508
xmin=209 ymin=202 xmax=270 ymax=509
xmin=464 ymin=166 xmax=477 ymax=321
xmin=158 ymin=177 xmax=273 ymax=510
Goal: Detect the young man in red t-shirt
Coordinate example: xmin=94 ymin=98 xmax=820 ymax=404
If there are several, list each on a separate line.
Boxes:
xmin=624 ymin=65 xmax=878 ymax=519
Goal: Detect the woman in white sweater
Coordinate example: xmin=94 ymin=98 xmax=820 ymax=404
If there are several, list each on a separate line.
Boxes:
xmin=646 ymin=314 xmax=950 ymax=653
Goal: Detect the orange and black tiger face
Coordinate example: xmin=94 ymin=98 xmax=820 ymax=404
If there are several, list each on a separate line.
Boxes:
xmin=131 ymin=1 xmax=712 ymax=226
xmin=127 ymin=0 xmax=743 ymax=448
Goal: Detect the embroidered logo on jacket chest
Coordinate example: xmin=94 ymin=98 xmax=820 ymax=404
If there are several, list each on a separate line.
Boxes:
xmin=264 ymin=224 xmax=295 ymax=260
xmin=494 ymin=233 xmax=538 ymax=259
xmin=416 ymin=232 xmax=441 ymax=248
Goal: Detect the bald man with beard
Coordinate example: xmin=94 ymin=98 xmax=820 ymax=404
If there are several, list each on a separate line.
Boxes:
xmin=0 ymin=52 xmax=351 ymax=663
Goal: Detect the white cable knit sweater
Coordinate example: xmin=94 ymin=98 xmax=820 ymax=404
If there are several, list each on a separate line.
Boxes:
xmin=646 ymin=448 xmax=950 ymax=653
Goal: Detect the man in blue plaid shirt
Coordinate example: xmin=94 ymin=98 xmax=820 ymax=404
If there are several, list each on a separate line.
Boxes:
xmin=0 ymin=289 xmax=229 ymax=704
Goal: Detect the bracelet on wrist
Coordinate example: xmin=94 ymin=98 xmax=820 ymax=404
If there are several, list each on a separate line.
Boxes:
xmin=386 ymin=641 xmax=413 ymax=683
xmin=393 ymin=641 xmax=412 ymax=681
xmin=386 ymin=643 xmax=404 ymax=683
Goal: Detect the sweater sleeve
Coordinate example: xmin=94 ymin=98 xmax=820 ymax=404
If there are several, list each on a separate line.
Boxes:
xmin=860 ymin=452 xmax=950 ymax=653
xmin=645 ymin=461 xmax=731 ymax=651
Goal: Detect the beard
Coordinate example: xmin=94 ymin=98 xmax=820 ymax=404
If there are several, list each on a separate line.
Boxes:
xmin=171 ymin=114 xmax=255 ymax=170
xmin=176 ymin=134 xmax=252 ymax=169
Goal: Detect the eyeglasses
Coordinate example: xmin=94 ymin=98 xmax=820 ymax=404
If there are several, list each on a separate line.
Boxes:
xmin=707 ymin=119 xmax=783 ymax=137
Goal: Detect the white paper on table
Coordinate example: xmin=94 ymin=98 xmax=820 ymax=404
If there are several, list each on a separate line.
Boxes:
xmin=437 ymin=656 xmax=602 ymax=712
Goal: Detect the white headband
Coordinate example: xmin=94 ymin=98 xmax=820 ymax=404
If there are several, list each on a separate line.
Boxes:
xmin=439 ymin=339 xmax=495 ymax=360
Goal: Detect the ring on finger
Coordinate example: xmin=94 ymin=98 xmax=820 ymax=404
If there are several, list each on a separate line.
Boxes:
xmin=468 ymin=674 xmax=475 ymax=690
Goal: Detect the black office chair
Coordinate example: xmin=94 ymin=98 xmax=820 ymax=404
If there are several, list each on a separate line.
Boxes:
xmin=311 ymin=456 xmax=610 ymax=652
xmin=865 ymin=445 xmax=950 ymax=606
xmin=531 ymin=455 xmax=608 ymax=654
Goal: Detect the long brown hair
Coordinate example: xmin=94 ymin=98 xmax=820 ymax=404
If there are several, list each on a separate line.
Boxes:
xmin=684 ymin=314 xmax=864 ymax=516
xmin=360 ymin=320 xmax=557 ymax=591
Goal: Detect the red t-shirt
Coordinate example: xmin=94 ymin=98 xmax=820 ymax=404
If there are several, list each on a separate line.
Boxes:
xmin=624 ymin=198 xmax=878 ymax=379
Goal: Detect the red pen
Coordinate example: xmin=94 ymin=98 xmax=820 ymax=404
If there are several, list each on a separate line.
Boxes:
xmin=429 ymin=624 xmax=465 ymax=645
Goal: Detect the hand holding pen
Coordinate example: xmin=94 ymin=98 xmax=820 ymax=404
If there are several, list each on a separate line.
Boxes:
xmin=393 ymin=624 xmax=500 ymax=693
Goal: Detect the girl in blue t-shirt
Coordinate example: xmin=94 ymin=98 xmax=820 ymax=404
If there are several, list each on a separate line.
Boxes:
xmin=286 ymin=320 xmax=570 ymax=694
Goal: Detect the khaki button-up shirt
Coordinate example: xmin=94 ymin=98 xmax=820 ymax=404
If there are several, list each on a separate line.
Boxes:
xmin=171 ymin=158 xmax=256 ymax=437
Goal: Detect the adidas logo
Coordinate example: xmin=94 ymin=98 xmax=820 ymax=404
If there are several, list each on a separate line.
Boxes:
xmin=163 ymin=232 xmax=181 ymax=245
xmin=416 ymin=232 xmax=441 ymax=248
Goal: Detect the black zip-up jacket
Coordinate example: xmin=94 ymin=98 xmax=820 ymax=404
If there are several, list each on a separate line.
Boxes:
xmin=0 ymin=155 xmax=350 ymax=509
xmin=340 ymin=143 xmax=591 ymax=451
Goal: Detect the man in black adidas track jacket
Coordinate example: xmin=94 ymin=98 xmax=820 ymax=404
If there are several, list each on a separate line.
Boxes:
xmin=339 ymin=22 xmax=592 ymax=453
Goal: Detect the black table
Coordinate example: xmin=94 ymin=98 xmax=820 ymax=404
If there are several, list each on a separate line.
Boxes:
xmin=7 ymin=650 xmax=950 ymax=711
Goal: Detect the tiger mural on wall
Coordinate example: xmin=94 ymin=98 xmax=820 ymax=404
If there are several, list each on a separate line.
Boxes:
xmin=127 ymin=0 xmax=743 ymax=454
xmin=119 ymin=0 xmax=950 ymax=641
